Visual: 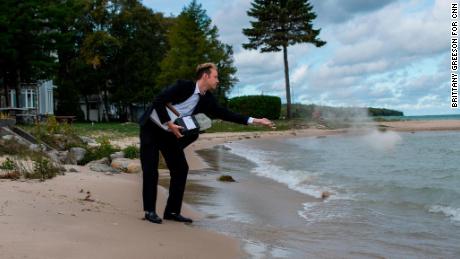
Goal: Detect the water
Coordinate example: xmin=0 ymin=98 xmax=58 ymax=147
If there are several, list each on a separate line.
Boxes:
xmin=378 ymin=114 xmax=460 ymax=121
xmin=190 ymin=130 xmax=460 ymax=258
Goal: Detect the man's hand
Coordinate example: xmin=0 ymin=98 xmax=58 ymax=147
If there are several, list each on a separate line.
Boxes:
xmin=167 ymin=121 xmax=184 ymax=138
xmin=253 ymin=118 xmax=276 ymax=129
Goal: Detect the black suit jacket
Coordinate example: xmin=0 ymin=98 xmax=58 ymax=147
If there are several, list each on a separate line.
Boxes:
xmin=139 ymin=80 xmax=249 ymax=127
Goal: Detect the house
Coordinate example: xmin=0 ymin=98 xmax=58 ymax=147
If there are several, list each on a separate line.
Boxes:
xmin=79 ymin=96 xmax=146 ymax=122
xmin=79 ymin=94 xmax=117 ymax=122
xmin=0 ymin=80 xmax=55 ymax=122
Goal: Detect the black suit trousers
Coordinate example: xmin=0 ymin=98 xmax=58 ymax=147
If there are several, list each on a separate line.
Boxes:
xmin=140 ymin=120 xmax=198 ymax=214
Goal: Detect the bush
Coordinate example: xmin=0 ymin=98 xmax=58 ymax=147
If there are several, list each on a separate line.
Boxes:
xmin=228 ymin=95 xmax=281 ymax=120
xmin=25 ymin=157 xmax=60 ymax=181
xmin=0 ymin=158 xmax=16 ymax=170
xmin=0 ymin=158 xmax=20 ymax=180
xmin=79 ymin=137 xmax=120 ymax=165
xmin=0 ymin=139 xmax=47 ymax=159
xmin=0 ymin=156 xmax=60 ymax=181
xmin=30 ymin=116 xmax=85 ymax=150
xmin=123 ymin=145 xmax=140 ymax=159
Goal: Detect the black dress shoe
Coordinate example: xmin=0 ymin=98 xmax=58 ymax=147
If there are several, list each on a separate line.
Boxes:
xmin=145 ymin=211 xmax=162 ymax=224
xmin=163 ymin=213 xmax=193 ymax=223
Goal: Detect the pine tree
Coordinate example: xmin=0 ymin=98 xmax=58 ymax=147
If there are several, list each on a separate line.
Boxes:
xmin=157 ymin=0 xmax=237 ymax=104
xmin=243 ymin=0 xmax=326 ymax=118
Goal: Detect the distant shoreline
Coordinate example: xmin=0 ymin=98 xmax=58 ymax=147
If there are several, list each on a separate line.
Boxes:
xmin=185 ymin=119 xmax=460 ymax=170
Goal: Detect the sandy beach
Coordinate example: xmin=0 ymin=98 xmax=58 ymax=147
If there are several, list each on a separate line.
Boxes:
xmin=1 ymin=119 xmax=459 ymax=258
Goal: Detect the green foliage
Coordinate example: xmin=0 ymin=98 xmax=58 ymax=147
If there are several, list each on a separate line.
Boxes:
xmin=79 ymin=136 xmax=120 ymax=165
xmin=25 ymin=157 xmax=60 ymax=181
xmin=22 ymin=121 xmax=140 ymax=139
xmin=0 ymin=157 xmax=20 ymax=180
xmin=157 ymin=0 xmax=237 ymax=105
xmin=29 ymin=116 xmax=85 ymax=150
xmin=1 ymin=0 xmax=238 ymax=120
xmin=242 ymin=0 xmax=326 ymax=118
xmin=228 ymin=95 xmax=281 ymax=120
xmin=206 ymin=119 xmax=291 ymax=133
xmin=0 ymin=156 xmax=60 ymax=181
xmin=282 ymin=103 xmax=404 ymax=119
xmin=243 ymin=0 xmax=326 ymax=51
xmin=0 ymin=158 xmax=16 ymax=170
xmin=110 ymin=4 xmax=169 ymax=119
xmin=123 ymin=145 xmax=140 ymax=159
xmin=368 ymin=108 xmax=404 ymax=116
xmin=0 ymin=138 xmax=44 ymax=159
xmin=0 ymin=0 xmax=57 ymax=98
xmin=74 ymin=122 xmax=139 ymax=138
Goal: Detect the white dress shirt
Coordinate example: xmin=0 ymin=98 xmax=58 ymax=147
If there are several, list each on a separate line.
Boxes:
xmin=170 ymin=83 xmax=254 ymax=124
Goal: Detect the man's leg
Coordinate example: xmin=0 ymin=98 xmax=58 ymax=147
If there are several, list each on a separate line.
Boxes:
xmin=140 ymin=124 xmax=160 ymax=213
xmin=161 ymin=141 xmax=189 ymax=215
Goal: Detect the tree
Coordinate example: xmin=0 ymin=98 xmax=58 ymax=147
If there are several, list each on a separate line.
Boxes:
xmin=44 ymin=0 xmax=88 ymax=119
xmin=242 ymin=0 xmax=326 ymax=118
xmin=109 ymin=1 xmax=169 ymax=121
xmin=157 ymin=0 xmax=237 ymax=105
xmin=0 ymin=0 xmax=56 ymax=108
xmin=79 ymin=0 xmax=122 ymax=121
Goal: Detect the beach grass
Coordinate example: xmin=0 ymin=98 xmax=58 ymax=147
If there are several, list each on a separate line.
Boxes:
xmin=19 ymin=122 xmax=140 ymax=139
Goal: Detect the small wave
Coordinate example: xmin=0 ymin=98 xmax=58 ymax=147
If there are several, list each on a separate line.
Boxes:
xmin=429 ymin=205 xmax=460 ymax=222
xmin=297 ymin=202 xmax=353 ymax=223
xmin=225 ymin=142 xmax=339 ymax=199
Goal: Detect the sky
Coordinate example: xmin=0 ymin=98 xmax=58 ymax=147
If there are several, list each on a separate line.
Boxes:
xmin=142 ymin=0 xmax=458 ymax=116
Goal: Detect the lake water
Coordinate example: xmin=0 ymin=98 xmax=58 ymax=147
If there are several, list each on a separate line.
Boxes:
xmin=191 ymin=130 xmax=460 ymax=258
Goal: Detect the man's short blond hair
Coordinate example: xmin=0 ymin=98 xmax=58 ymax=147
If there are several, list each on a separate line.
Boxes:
xmin=195 ymin=63 xmax=217 ymax=80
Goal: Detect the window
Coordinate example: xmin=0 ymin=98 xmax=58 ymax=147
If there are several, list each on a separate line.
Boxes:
xmin=8 ymin=89 xmax=36 ymax=108
xmin=23 ymin=89 xmax=36 ymax=108
xmin=8 ymin=90 xmax=16 ymax=107
xmin=48 ymin=90 xmax=53 ymax=113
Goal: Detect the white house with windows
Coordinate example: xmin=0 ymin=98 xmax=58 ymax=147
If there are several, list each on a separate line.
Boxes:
xmin=0 ymin=80 xmax=55 ymax=120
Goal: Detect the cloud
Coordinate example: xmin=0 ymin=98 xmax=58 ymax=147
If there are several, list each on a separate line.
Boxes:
xmin=143 ymin=0 xmax=454 ymax=115
xmin=211 ymin=0 xmax=252 ymax=50
xmin=276 ymin=0 xmax=452 ymax=114
xmin=310 ymin=0 xmax=399 ymax=24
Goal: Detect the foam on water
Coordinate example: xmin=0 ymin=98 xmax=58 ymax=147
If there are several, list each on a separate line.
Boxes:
xmin=225 ymin=143 xmax=333 ymax=199
xmin=429 ymin=205 xmax=460 ymax=222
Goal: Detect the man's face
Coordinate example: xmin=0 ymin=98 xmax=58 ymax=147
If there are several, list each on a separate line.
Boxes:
xmin=205 ymin=68 xmax=219 ymax=90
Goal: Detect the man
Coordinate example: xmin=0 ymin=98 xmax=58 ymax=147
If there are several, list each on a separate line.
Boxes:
xmin=138 ymin=63 xmax=274 ymax=224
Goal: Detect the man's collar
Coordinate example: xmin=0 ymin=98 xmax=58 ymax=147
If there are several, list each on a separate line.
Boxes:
xmin=195 ymin=82 xmax=206 ymax=95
